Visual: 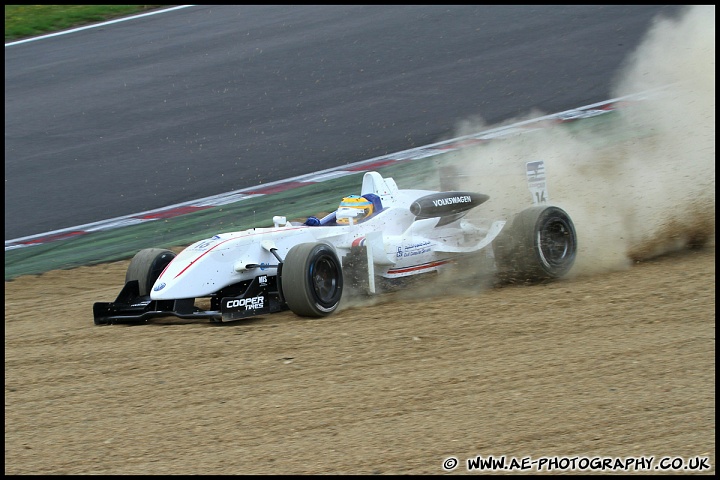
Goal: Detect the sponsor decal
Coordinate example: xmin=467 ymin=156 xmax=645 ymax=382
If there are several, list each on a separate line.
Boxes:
xmin=431 ymin=195 xmax=472 ymax=207
xmin=410 ymin=192 xmax=487 ymax=219
xmin=153 ymin=282 xmax=166 ymax=292
xmin=258 ymin=275 xmax=268 ymax=286
xmin=396 ymin=240 xmax=432 ymax=258
xmin=191 ymin=239 xmax=217 ymax=251
xmin=226 ymin=296 xmax=265 ymax=311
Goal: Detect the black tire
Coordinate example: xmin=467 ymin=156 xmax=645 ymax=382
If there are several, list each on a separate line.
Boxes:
xmin=125 ymin=248 xmax=176 ymax=296
xmin=281 ymin=242 xmax=343 ymax=317
xmin=493 ymin=206 xmax=577 ymax=283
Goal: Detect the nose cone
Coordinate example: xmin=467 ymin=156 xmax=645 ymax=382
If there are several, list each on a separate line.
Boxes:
xmin=149 ymin=244 xmax=239 ymax=300
xmin=149 ymin=277 xmax=172 ymax=299
xmin=149 ymin=256 xmax=202 ymax=300
xmin=149 ymin=271 xmax=188 ymax=300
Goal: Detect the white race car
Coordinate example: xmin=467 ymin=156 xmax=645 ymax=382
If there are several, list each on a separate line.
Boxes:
xmin=93 ymin=162 xmax=577 ymax=324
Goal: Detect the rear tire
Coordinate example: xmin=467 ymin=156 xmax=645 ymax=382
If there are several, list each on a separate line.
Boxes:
xmin=493 ymin=206 xmax=577 ymax=283
xmin=281 ymin=243 xmax=343 ymax=317
xmin=126 ymin=248 xmax=176 ymax=296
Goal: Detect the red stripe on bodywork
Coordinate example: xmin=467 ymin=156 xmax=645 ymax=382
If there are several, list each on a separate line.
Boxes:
xmin=168 ymin=226 xmax=309 ymax=280
xmin=171 ymin=239 xmax=235 ymax=279
xmin=387 ymin=259 xmax=451 ymax=275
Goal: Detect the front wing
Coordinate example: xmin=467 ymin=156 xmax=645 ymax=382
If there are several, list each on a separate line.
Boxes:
xmin=93 ymin=274 xmax=287 ymax=325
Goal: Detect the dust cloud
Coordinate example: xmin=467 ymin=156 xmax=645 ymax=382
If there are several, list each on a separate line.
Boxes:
xmin=447 ymin=4 xmax=715 ymax=277
xmin=345 ymin=6 xmax=715 ymax=308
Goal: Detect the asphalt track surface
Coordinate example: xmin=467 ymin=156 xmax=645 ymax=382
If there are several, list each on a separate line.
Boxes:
xmin=4 ymin=5 xmax=682 ymax=241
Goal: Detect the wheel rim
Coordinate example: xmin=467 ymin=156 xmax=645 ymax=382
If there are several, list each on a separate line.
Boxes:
xmin=310 ymin=255 xmax=340 ymax=305
xmin=537 ymin=216 xmax=575 ymax=269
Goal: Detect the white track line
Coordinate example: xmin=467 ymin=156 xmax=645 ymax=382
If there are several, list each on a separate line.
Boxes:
xmin=5 ymin=6 xmax=195 ymax=47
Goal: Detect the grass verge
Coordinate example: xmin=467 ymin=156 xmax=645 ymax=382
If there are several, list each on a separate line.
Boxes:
xmin=5 ymin=5 xmax=167 ymax=42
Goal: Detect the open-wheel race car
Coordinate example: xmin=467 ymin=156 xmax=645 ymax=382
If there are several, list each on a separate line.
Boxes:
xmin=93 ymin=161 xmax=577 ymax=324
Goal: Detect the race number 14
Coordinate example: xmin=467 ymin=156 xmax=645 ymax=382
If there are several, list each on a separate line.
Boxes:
xmin=526 ymin=160 xmax=548 ymax=204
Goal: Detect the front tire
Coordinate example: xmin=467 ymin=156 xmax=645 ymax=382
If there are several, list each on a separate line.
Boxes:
xmin=493 ymin=206 xmax=577 ymax=283
xmin=281 ymin=243 xmax=343 ymax=317
xmin=126 ymin=248 xmax=176 ymax=296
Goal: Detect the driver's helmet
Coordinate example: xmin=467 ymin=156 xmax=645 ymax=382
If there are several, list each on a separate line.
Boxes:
xmin=336 ymin=195 xmax=374 ymax=224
